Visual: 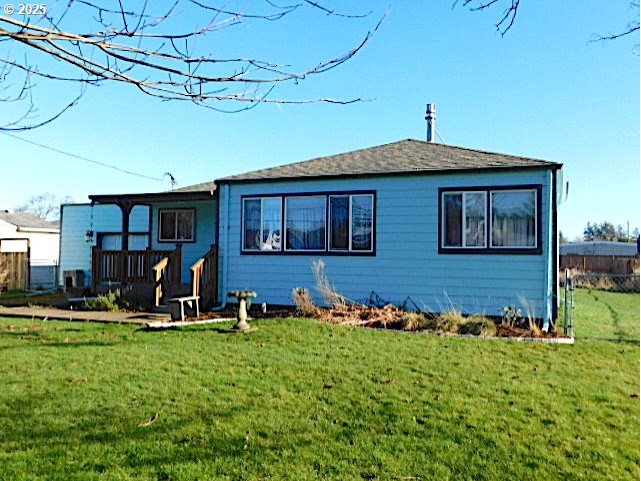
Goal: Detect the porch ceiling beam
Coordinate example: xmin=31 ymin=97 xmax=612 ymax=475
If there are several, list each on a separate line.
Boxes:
xmin=89 ymin=190 xmax=216 ymax=205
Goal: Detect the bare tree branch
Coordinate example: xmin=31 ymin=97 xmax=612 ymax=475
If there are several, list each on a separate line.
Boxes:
xmin=456 ymin=0 xmax=640 ymax=45
xmin=0 ymin=1 xmax=386 ymax=130
xmin=589 ymin=1 xmax=640 ymax=45
xmin=454 ymin=0 xmax=520 ymax=36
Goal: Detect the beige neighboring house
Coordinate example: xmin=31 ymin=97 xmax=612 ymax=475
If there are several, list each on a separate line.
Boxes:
xmin=0 ymin=210 xmax=60 ymax=289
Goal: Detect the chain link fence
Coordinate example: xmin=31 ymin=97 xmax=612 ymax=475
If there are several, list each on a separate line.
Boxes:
xmin=558 ymin=269 xmax=640 ymax=338
xmin=560 ymin=272 xmax=640 ymax=293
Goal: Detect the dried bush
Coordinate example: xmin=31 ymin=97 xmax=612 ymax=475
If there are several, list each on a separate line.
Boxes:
xmin=401 ymin=312 xmax=430 ymax=331
xmin=292 ymin=287 xmax=320 ymax=318
xmin=518 ymin=295 xmax=541 ymax=334
xmin=434 ymin=310 xmax=466 ymax=333
xmin=458 ymin=315 xmax=497 ymax=336
xmin=311 ymin=259 xmax=350 ymax=308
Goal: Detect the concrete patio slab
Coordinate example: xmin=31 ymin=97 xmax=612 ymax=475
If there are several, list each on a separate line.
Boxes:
xmin=0 ymin=306 xmax=169 ymax=325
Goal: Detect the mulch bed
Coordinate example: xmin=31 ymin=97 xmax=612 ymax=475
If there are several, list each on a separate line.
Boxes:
xmin=161 ymin=302 xmax=567 ymax=339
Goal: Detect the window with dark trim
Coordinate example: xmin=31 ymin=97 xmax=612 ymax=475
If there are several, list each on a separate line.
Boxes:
xmin=158 ymin=209 xmax=195 ymax=242
xmin=285 ymin=196 xmax=326 ymax=251
xmin=439 ymin=185 xmax=541 ymax=254
xmin=241 ymin=191 xmax=375 ymax=255
xmin=242 ymin=197 xmax=282 ymax=251
xmin=329 ymin=194 xmax=374 ymax=252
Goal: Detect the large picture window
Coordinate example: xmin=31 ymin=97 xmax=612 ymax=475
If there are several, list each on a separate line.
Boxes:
xmin=159 ymin=209 xmax=195 ymax=242
xmin=241 ymin=191 xmax=375 ymax=255
xmin=439 ymin=186 xmax=541 ymax=254
xmin=285 ymin=196 xmax=326 ymax=251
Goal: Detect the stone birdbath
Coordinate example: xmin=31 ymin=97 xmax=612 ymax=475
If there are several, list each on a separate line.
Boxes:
xmin=227 ymin=290 xmax=257 ymax=331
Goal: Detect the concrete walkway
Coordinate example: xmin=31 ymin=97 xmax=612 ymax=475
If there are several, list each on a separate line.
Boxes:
xmin=0 ymin=306 xmax=170 ymax=325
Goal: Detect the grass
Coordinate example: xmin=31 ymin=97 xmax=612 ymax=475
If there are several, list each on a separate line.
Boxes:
xmin=559 ymin=288 xmax=640 ymax=342
xmin=0 ymin=291 xmax=638 ymax=480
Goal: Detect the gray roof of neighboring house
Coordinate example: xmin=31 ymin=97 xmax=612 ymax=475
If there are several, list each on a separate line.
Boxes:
xmin=560 ymin=241 xmax=639 ymax=257
xmin=0 ymin=210 xmax=60 ymax=231
xmin=215 ymin=139 xmax=561 ymax=183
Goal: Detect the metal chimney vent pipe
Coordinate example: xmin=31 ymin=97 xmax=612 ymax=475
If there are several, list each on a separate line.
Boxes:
xmin=425 ymin=103 xmax=436 ymax=143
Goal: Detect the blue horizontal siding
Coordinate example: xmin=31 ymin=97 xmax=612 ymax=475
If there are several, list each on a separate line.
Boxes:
xmin=59 ymin=204 xmax=149 ymax=286
xmin=61 ymin=201 xmax=218 ymax=287
xmin=150 ymin=200 xmax=218 ymax=283
xmin=221 ymin=170 xmax=553 ymax=320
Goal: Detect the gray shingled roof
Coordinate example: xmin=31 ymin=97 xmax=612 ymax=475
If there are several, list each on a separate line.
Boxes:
xmin=172 ymin=181 xmax=217 ymax=193
xmin=0 ymin=211 xmax=60 ymax=231
xmin=216 ymin=139 xmax=561 ymax=183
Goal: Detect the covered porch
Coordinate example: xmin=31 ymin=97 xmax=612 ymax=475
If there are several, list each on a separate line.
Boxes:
xmin=88 ymin=188 xmax=219 ymax=309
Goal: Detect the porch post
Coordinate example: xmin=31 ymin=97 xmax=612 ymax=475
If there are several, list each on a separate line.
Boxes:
xmin=118 ymin=201 xmax=134 ymax=250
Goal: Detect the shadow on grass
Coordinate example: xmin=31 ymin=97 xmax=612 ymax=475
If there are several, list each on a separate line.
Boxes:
xmin=578 ymin=336 xmax=640 ymax=345
xmin=0 ymin=391 xmax=284 ymax=477
xmin=0 ymin=330 xmax=122 ymax=349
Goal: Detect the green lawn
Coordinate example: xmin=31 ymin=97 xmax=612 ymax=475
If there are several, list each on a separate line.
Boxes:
xmin=0 ymin=291 xmax=638 ymax=480
xmin=560 ymin=288 xmax=640 ymax=343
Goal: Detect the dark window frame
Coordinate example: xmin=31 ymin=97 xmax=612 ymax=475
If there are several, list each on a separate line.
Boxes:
xmin=438 ymin=184 xmax=542 ymax=255
xmin=157 ymin=208 xmax=196 ymax=243
xmin=240 ymin=190 xmax=376 ymax=256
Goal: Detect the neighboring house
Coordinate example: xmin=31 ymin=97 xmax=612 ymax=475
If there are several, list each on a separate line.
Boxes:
xmin=560 ymin=241 xmax=639 ymax=257
xmin=59 ymin=139 xmax=563 ymax=324
xmin=560 ymin=241 xmax=639 ymax=275
xmin=0 ymin=210 xmax=60 ymax=289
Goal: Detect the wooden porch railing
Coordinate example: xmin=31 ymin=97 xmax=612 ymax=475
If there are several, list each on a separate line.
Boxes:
xmin=92 ymin=245 xmax=182 ymax=306
xmin=190 ymin=244 xmax=218 ymax=309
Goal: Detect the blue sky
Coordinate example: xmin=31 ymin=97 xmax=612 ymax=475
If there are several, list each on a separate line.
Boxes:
xmin=1 ymin=0 xmax=639 ymax=239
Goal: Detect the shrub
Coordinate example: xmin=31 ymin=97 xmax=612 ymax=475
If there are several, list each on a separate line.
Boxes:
xmin=84 ymin=291 xmax=120 ymax=312
xmin=500 ymin=305 xmax=521 ymax=327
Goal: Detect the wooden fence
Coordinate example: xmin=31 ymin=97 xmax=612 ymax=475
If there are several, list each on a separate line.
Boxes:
xmin=560 ymin=254 xmax=639 ymax=275
xmin=0 ymin=251 xmax=29 ymax=291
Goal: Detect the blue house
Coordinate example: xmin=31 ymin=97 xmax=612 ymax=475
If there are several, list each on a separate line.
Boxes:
xmin=59 ymin=139 xmax=563 ymax=323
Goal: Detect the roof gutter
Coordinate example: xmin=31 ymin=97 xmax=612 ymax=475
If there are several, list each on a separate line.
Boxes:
xmin=16 ymin=226 xmax=60 ymax=234
xmin=215 ymin=163 xmax=563 ymax=186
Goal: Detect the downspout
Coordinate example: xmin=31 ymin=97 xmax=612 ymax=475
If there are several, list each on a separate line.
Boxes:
xmin=542 ymin=169 xmax=553 ymax=331
xmin=57 ymin=204 xmax=64 ymax=289
xmin=211 ymin=183 xmax=230 ymax=311
xmin=551 ymin=168 xmax=559 ymax=325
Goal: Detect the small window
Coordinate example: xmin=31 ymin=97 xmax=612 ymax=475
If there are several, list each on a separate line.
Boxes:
xmin=351 ymin=195 xmax=374 ymax=251
xmin=242 ymin=197 xmax=282 ymax=251
xmin=439 ymin=186 xmax=540 ymax=254
xmin=442 ymin=192 xmax=486 ymax=248
xmin=285 ymin=196 xmax=326 ymax=251
xmin=329 ymin=196 xmax=349 ymax=250
xmin=159 ymin=209 xmax=194 ymax=242
xmin=491 ymin=190 xmax=536 ymax=248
